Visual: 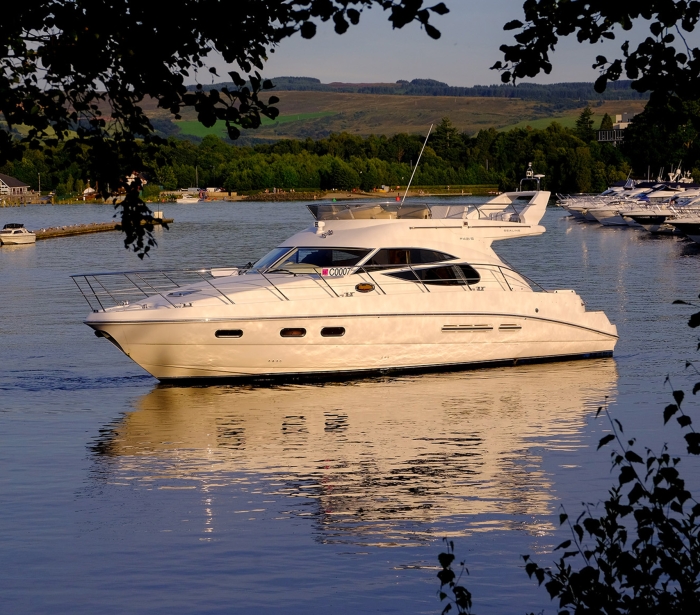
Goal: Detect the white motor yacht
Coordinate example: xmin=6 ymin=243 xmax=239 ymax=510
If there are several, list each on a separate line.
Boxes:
xmin=559 ymin=170 xmax=698 ymax=226
xmin=73 ymin=190 xmax=618 ymax=382
xmin=668 ymin=215 xmax=700 ymax=243
xmin=0 ymin=223 xmax=36 ymax=245
xmin=176 ymin=193 xmax=201 ymax=204
xmin=622 ymin=193 xmax=700 ymax=233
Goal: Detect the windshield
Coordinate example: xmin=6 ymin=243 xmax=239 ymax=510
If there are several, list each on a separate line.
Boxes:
xmin=251 ymin=248 xmax=294 ymax=271
xmin=266 ymin=248 xmax=372 ymax=273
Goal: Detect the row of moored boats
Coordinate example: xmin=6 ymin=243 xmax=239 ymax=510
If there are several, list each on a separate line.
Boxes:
xmin=557 ymin=169 xmax=700 ymax=243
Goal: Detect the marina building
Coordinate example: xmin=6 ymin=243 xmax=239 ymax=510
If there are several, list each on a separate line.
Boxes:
xmin=0 ymin=173 xmax=30 ymax=196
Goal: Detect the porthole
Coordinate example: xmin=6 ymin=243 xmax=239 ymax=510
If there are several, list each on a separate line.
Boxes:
xmin=280 ymin=328 xmax=306 ymax=338
xmin=321 ymin=327 xmax=345 ymax=337
xmin=215 ymin=329 xmax=243 ymax=338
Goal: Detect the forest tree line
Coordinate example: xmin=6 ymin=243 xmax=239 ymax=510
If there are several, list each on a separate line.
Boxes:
xmin=1 ymin=103 xmax=698 ymax=198
xmin=196 ymin=76 xmax=650 ymax=103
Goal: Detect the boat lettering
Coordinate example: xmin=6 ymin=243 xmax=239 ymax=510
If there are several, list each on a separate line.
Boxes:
xmin=322 ymin=267 xmax=353 ymax=277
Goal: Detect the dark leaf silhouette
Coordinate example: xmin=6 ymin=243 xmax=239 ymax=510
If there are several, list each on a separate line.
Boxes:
xmin=664 ymin=404 xmax=679 ymax=424
xmin=598 ymin=434 xmax=615 ymax=449
xmin=0 ymin=1 xmax=446 ymax=256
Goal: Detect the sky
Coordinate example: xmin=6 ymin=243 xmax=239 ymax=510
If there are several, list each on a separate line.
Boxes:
xmin=204 ymin=0 xmax=664 ymax=87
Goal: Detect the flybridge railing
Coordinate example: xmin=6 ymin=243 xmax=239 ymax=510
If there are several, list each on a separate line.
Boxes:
xmin=72 ymin=263 xmax=549 ymax=313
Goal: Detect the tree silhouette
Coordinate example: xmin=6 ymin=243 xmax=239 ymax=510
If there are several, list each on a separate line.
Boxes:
xmin=600 ymin=113 xmax=614 ymax=131
xmin=494 ymin=1 xmax=700 ymax=100
xmin=0 ymin=1 xmax=448 ymax=255
xmin=575 ymin=106 xmax=596 ymax=142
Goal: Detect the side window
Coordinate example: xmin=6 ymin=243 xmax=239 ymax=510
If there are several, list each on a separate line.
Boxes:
xmin=410 ymin=249 xmax=455 ymax=264
xmin=386 ymin=264 xmax=481 ymax=286
xmin=296 ymin=249 xmax=369 ymax=267
xmin=364 ymin=248 xmax=455 ymax=269
xmin=265 ymin=248 xmax=371 ymax=273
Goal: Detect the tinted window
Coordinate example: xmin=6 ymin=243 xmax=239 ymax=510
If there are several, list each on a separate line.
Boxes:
xmin=272 ymin=248 xmax=371 ymax=272
xmin=251 ymin=247 xmax=293 ymax=271
xmin=386 ymin=264 xmax=481 ymax=286
xmin=364 ymin=248 xmax=455 ymax=269
xmin=321 ymin=327 xmax=345 ymax=337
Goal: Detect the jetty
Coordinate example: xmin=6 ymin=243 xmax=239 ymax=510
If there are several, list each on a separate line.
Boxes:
xmin=34 ymin=219 xmax=172 ymax=240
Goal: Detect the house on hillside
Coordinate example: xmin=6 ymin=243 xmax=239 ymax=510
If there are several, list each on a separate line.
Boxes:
xmin=0 ymin=173 xmax=30 ymax=196
xmin=613 ymin=112 xmax=637 ymax=129
xmin=597 ymin=111 xmax=639 ymax=145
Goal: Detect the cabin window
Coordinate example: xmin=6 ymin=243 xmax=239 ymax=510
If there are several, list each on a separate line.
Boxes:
xmin=280 ymin=328 xmax=306 ymax=338
xmin=363 ymin=248 xmax=455 ymax=270
xmin=265 ymin=248 xmax=371 ymax=273
xmin=386 ymin=264 xmax=481 ymax=286
xmin=321 ymin=327 xmax=345 ymax=337
xmin=215 ymin=329 xmax=243 ymax=338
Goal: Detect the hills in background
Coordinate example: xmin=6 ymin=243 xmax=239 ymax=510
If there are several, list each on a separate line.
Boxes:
xmin=156 ymin=77 xmax=649 ymax=144
xmin=189 ymin=76 xmax=648 ymax=105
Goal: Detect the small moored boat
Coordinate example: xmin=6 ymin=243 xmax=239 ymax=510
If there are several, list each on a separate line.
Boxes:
xmin=0 ymin=223 xmax=36 ymax=245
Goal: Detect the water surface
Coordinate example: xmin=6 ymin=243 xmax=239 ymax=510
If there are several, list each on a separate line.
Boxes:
xmin=1 ymin=201 xmax=699 ymax=614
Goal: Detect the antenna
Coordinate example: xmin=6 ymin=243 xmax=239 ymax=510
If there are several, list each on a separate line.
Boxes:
xmin=401 ymin=124 xmax=433 ymax=206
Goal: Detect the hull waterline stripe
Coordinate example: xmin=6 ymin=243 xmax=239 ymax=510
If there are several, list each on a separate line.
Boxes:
xmin=153 ymin=351 xmax=615 ymax=384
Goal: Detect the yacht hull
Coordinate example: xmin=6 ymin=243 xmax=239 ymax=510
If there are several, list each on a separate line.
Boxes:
xmin=589 ymin=208 xmax=628 ymax=226
xmin=0 ymin=233 xmax=36 ymax=245
xmin=626 ymin=214 xmax=680 ymax=234
xmin=88 ymin=293 xmax=618 ymax=381
xmin=669 ymin=221 xmax=700 ymax=243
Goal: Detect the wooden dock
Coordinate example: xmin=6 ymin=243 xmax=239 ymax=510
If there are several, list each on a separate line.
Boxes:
xmin=34 ymin=219 xmax=173 ymax=240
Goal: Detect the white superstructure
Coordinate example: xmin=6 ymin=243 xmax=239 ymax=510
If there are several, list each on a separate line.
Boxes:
xmin=73 ymin=190 xmax=618 ymax=382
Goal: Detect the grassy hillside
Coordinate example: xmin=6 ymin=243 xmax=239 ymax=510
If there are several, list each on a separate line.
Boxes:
xmin=169 ymin=92 xmax=647 ymax=141
xmin=175 ymin=111 xmax=337 ymax=138
xmin=498 ymin=100 xmax=648 ymax=132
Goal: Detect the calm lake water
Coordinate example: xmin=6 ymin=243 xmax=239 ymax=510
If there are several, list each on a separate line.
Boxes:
xmin=1 ymin=200 xmax=699 ymax=614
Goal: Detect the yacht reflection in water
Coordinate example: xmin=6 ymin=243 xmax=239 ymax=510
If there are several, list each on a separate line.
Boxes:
xmin=93 ymin=361 xmax=617 ymax=545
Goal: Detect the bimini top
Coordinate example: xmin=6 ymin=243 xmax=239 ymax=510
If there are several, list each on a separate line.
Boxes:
xmin=2 ymin=223 xmax=25 ymax=230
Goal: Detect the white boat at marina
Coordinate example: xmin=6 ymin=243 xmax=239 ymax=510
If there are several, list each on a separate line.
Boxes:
xmin=176 ymin=192 xmax=202 ymax=204
xmin=561 ymin=184 xmax=652 ymax=223
xmin=73 ymin=187 xmax=618 ymax=382
xmin=620 ymin=192 xmax=700 ymax=233
xmin=0 ymin=223 xmax=36 ymax=245
xmin=667 ymin=215 xmax=700 ymax=243
xmin=558 ymin=170 xmax=699 ymax=227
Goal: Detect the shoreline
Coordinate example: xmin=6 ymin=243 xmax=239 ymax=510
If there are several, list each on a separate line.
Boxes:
xmin=222 ymin=186 xmax=500 ymax=202
xmin=1 ymin=187 xmax=500 ymax=208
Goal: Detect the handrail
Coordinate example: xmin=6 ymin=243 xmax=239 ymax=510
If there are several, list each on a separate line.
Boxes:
xmin=71 ymin=262 xmax=549 ymax=312
xmin=257 ymin=270 xmax=289 ymax=301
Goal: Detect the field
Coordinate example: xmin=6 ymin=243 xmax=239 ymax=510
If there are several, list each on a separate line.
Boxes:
xmin=175 ymin=111 xmax=337 ymax=138
xmin=168 ymin=92 xmax=648 ymax=141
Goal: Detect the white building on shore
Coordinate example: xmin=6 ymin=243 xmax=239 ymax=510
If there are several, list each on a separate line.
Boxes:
xmin=0 ymin=173 xmax=30 ymax=196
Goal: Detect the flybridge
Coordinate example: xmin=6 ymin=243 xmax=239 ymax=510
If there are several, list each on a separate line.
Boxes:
xmin=306 ymin=190 xmax=550 ymax=226
xmin=308 ymin=203 xmax=431 ymax=220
